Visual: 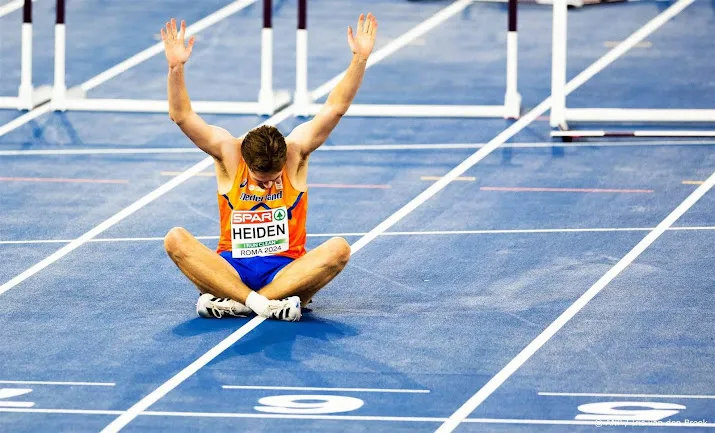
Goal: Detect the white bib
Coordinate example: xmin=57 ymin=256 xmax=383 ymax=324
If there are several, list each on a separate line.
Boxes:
xmin=230 ymin=207 xmax=289 ymax=258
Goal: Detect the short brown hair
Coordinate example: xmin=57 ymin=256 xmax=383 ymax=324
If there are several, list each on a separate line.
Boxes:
xmin=241 ymin=125 xmax=287 ymax=173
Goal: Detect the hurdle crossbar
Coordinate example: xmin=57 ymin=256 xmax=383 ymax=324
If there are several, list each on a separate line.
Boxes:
xmin=0 ymin=0 xmax=52 ymax=110
xmin=293 ymin=0 xmax=522 ymax=119
xmin=50 ymin=0 xmax=290 ymax=115
xmin=549 ymin=0 xmax=715 ymax=139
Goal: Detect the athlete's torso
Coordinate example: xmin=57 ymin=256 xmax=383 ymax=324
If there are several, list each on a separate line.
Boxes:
xmin=217 ymin=158 xmax=307 ymax=259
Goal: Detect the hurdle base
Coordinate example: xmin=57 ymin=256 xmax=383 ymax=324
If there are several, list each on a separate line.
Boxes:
xmin=0 ymin=86 xmax=53 ymax=111
xmin=302 ymin=103 xmax=511 ymax=118
xmin=552 ymin=130 xmax=715 ymax=139
xmin=564 ymin=108 xmax=715 ymax=123
xmin=504 ymin=91 xmax=522 ymax=119
xmin=258 ymin=89 xmax=291 ymax=116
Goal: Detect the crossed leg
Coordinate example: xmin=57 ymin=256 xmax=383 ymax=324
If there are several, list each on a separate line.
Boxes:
xmin=164 ymin=227 xmax=350 ymax=307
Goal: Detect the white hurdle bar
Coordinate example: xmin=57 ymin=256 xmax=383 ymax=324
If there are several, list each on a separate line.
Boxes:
xmin=294 ymin=0 xmax=522 ymax=119
xmin=549 ymin=0 xmax=715 ymax=139
xmin=50 ymin=0 xmax=290 ymax=115
xmin=0 ymin=0 xmax=52 ymax=110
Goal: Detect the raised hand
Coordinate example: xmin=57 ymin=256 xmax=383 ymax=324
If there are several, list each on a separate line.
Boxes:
xmin=161 ymin=18 xmax=195 ymax=68
xmin=347 ymin=13 xmax=378 ymax=60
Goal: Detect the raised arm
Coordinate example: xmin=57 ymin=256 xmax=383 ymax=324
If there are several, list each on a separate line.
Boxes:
xmin=162 ymin=19 xmax=233 ymax=160
xmin=288 ymin=13 xmax=378 ymax=156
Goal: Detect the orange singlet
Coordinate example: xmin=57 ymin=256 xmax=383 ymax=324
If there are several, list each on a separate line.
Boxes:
xmin=216 ymin=158 xmax=307 ymax=260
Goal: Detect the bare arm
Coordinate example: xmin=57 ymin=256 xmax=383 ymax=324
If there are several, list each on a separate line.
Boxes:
xmin=288 ymin=13 xmax=378 ymax=156
xmin=163 ymin=19 xmax=233 ymax=159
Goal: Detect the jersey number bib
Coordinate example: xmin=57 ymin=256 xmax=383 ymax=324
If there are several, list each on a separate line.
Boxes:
xmin=231 ymin=207 xmax=289 ymax=258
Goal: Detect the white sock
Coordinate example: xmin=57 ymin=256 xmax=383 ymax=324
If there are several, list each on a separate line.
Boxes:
xmin=245 ymin=291 xmax=269 ymax=316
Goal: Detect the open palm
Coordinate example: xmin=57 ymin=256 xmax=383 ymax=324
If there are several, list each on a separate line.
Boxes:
xmin=161 ymin=18 xmax=195 ymax=67
xmin=348 ymin=13 xmax=378 ymax=60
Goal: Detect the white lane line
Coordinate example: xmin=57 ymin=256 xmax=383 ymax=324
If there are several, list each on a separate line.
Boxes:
xmin=2 ymin=408 xmax=714 ymax=427
xmin=310 ymin=0 xmax=474 ymax=101
xmin=0 ymin=148 xmax=204 ymax=156
xmin=0 ymin=408 xmax=123 ymax=415
xmin=99 ymin=317 xmax=266 ymax=432
xmin=436 ymin=173 xmax=715 ymax=430
xmin=81 ymin=0 xmax=257 ymax=92
xmin=434 ymin=1 xmax=703 ymax=431
xmin=0 ymin=380 xmax=115 ymax=387
xmin=0 ymin=0 xmax=38 ymax=19
xmin=3 ymin=139 xmax=715 ymax=156
xmin=0 ymin=105 xmax=53 ymax=138
xmin=221 ymin=385 xmax=430 ymax=393
xmin=539 ymin=392 xmax=715 ymax=400
xmin=0 ymin=0 xmax=258 ymax=138
xmin=97 ymin=3 xmax=477 ymax=432
xmin=461 ymin=418 xmax=715 ymax=427
xmin=3 ymin=226 xmax=715 ymax=246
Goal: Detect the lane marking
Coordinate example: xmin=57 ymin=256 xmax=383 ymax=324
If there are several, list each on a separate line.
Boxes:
xmin=481 ymin=186 xmax=653 ymax=193
xmin=0 ymin=177 xmax=128 ymax=184
xmin=435 ymin=1 xmax=703 ymax=431
xmin=0 ymin=380 xmax=115 ymax=387
xmin=0 ymin=0 xmax=258 ymax=138
xmin=540 ymin=392 xmax=715 ymax=400
xmin=683 ymin=180 xmax=704 ymax=185
xmin=222 ymin=385 xmax=430 ymax=393
xmin=3 ymin=139 xmax=715 ymax=156
xmin=437 ymin=173 xmax=715 ymax=432
xmin=604 ymin=40 xmax=652 ymax=48
xmin=159 ymin=171 xmax=391 ymax=188
xmin=161 ymin=171 xmax=214 ymax=177
xmin=4 ymin=226 xmax=715 ymax=246
xmin=421 ymin=176 xmax=476 ymax=181
xmin=0 ymin=0 xmax=39 ymax=19
xmin=98 ymin=2 xmax=477 ymax=432
xmin=0 ymin=148 xmax=204 ymax=156
xmin=1 ymin=408 xmax=714 ymax=427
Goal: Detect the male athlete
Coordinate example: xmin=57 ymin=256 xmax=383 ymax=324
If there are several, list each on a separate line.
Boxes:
xmin=161 ymin=14 xmax=378 ymax=321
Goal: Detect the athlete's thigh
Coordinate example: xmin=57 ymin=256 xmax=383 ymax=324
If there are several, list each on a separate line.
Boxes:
xmin=172 ymin=229 xmax=243 ymax=293
xmin=270 ymin=237 xmax=347 ymax=288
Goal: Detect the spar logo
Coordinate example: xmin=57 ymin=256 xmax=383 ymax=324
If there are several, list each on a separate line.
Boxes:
xmin=233 ymin=210 xmax=273 ymax=224
xmin=274 ymin=208 xmax=286 ymax=221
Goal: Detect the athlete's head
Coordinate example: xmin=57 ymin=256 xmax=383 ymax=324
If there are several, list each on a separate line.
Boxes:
xmin=242 ymin=125 xmax=287 ymax=189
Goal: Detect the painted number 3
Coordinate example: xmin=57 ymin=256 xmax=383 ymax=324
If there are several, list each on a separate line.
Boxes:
xmin=254 ymin=394 xmax=364 ymax=414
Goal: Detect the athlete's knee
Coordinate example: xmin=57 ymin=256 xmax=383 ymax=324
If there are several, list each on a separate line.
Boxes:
xmin=326 ymin=237 xmax=351 ymax=269
xmin=164 ymin=226 xmax=192 ymax=258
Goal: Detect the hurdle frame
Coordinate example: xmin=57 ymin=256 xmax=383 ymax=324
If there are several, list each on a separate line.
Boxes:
xmin=50 ymin=0 xmax=290 ymax=115
xmin=549 ymin=0 xmax=715 ymax=139
xmin=0 ymin=0 xmax=52 ymax=110
xmin=294 ymin=0 xmax=522 ymax=119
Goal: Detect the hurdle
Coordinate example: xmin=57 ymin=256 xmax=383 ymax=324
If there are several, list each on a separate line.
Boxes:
xmin=49 ymin=0 xmax=290 ymax=115
xmin=0 ymin=0 xmax=52 ymax=110
xmin=294 ymin=0 xmax=522 ymax=119
xmin=549 ymin=0 xmax=715 ymax=140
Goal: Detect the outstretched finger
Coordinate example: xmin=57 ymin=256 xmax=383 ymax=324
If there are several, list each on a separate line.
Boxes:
xmin=165 ymin=22 xmax=172 ymax=40
xmin=356 ymin=13 xmax=365 ymax=34
xmin=364 ymin=13 xmax=372 ymax=34
xmin=187 ymin=36 xmax=196 ymax=52
xmin=160 ymin=27 xmax=166 ymax=41
xmin=171 ymin=18 xmax=178 ymax=37
xmin=371 ymin=17 xmax=378 ymax=37
xmin=179 ymin=20 xmax=187 ymax=41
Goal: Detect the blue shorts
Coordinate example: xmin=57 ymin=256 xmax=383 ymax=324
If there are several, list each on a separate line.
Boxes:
xmin=219 ymin=252 xmax=294 ymax=291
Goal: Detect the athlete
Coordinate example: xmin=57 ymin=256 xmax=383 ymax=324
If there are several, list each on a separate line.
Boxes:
xmin=161 ymin=14 xmax=378 ymax=321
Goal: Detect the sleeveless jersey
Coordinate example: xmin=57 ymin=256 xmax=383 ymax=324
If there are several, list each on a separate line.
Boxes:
xmin=216 ymin=159 xmax=307 ymax=259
